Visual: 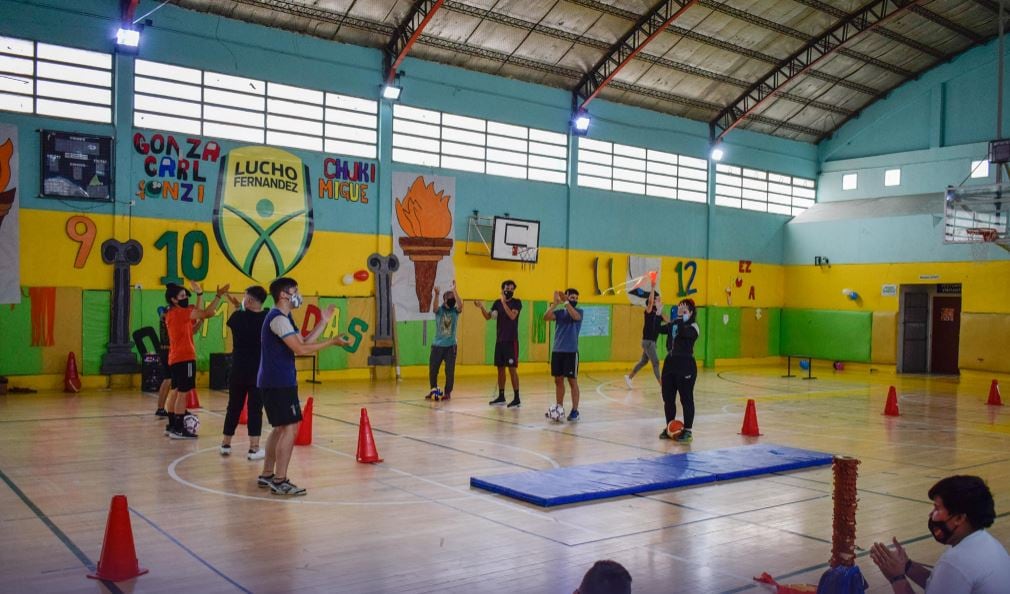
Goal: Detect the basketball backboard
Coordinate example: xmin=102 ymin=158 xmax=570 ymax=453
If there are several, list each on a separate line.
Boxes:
xmin=491 ymin=216 xmax=540 ymax=262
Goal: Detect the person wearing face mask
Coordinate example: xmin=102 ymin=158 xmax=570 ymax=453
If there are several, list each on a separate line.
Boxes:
xmin=475 ymin=279 xmax=523 ymax=408
xmin=257 ymin=277 xmax=350 ymax=496
xmin=870 ymin=475 xmax=1009 ymax=593
xmin=625 ymin=282 xmax=664 ymax=389
xmin=657 ymin=299 xmax=699 ymax=442
xmin=545 ymin=288 xmax=584 ymax=421
xmin=427 ymin=280 xmax=463 ymax=401
xmin=219 ymin=285 xmax=269 ymax=459
xmin=163 ymin=280 xmax=230 ymax=439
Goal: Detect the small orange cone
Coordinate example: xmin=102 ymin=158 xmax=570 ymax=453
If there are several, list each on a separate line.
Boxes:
xmin=238 ymin=394 xmax=249 ymax=425
xmin=740 ymin=398 xmax=762 ymax=436
xmin=64 ymin=352 xmax=81 ymax=393
xmin=186 ymin=389 xmax=201 ymax=410
xmin=294 ymin=397 xmax=313 ymax=446
xmin=356 ymin=407 xmax=383 ymax=463
xmin=987 ymin=380 xmax=1003 ymax=406
xmin=87 ymin=495 xmax=148 ymax=582
xmin=883 ymin=386 xmax=900 ymax=416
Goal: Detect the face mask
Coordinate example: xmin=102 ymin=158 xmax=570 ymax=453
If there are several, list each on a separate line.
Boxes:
xmin=289 ymin=293 xmax=303 ymax=309
xmin=682 ymin=312 xmax=690 ymax=322
xmin=446 ymin=299 xmax=456 ymax=309
xmin=177 ymin=298 xmax=189 ymax=308
xmin=503 ymin=290 xmax=514 ymax=299
xmin=569 ymin=299 xmax=578 ymax=307
xmin=928 ymin=515 xmax=955 ymax=544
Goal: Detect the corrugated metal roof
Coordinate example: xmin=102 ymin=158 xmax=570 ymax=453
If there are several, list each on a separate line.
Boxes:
xmin=166 ymin=0 xmax=1005 ymax=143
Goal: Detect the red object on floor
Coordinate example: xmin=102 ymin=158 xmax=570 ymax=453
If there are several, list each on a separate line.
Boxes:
xmin=86 ymin=495 xmax=148 ymax=582
xmin=356 ymin=408 xmax=383 ymax=463
xmin=883 ymin=386 xmax=900 ymax=416
xmin=64 ymin=351 xmax=81 ymax=393
xmin=987 ymin=380 xmax=1003 ymax=406
xmin=294 ymin=397 xmax=313 ymax=446
xmin=186 ymin=389 xmax=201 ymax=410
xmin=740 ymin=398 xmax=762 ymax=436
xmin=238 ymin=394 xmax=248 ymax=425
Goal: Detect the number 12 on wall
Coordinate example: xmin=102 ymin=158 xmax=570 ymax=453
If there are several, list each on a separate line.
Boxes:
xmin=675 ymin=260 xmax=698 ymax=297
xmin=154 ymin=230 xmax=209 ymax=285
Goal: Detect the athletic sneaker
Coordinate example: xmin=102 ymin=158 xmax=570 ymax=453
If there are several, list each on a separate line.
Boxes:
xmin=219 ymin=444 xmax=231 ymax=456
xmin=506 ymin=398 xmax=521 ymax=408
xmin=624 ymin=375 xmax=633 ymax=389
xmin=257 ymin=473 xmax=275 ymax=488
xmin=170 ymin=429 xmax=198 ymax=440
xmin=440 ymin=393 xmax=451 ymax=400
xmin=155 ymin=408 xmax=168 ymax=417
xmin=489 ymin=395 xmax=506 ymax=406
xmin=567 ymin=410 xmax=580 ymax=422
xmin=426 ymin=387 xmax=441 ymax=400
xmin=270 ymin=479 xmax=307 ymax=496
xmin=675 ymin=430 xmax=693 ymax=443
xmin=659 ymin=429 xmax=671 ymax=439
xmin=164 ymin=423 xmax=173 ymax=436
xmin=247 ymin=448 xmax=265 ymax=461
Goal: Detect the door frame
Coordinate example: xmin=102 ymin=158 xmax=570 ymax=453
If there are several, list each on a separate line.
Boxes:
xmin=896 ymin=283 xmax=962 ymax=374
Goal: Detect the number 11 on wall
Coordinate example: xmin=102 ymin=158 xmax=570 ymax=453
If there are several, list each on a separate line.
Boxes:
xmin=154 ymin=230 xmax=209 ymax=285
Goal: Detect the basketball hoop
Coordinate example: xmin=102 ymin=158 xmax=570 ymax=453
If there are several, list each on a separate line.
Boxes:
xmin=966 ymin=227 xmax=999 ymax=262
xmin=516 ymin=246 xmax=537 ymax=271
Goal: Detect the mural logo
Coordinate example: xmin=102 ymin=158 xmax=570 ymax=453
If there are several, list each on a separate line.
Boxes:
xmin=214 ymin=146 xmax=313 ymax=282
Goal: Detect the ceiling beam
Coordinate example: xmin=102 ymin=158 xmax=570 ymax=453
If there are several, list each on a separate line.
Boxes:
xmin=711 ymin=0 xmax=921 ymax=142
xmin=573 ymin=0 xmax=698 ymax=111
xmin=384 ymin=0 xmax=445 ymax=84
xmin=793 ymin=0 xmax=980 ymax=43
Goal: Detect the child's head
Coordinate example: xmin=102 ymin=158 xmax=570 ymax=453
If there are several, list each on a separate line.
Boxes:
xmin=165 ymin=283 xmax=189 ymax=306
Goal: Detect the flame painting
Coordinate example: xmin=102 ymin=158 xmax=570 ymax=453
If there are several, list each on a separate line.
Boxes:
xmin=395 ymin=176 xmax=454 ymax=313
xmin=0 ymin=139 xmax=14 ymax=231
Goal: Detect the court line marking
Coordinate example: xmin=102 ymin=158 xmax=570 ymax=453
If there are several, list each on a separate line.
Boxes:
xmin=0 ymin=466 xmax=124 ymax=594
xmin=129 ymin=506 xmax=252 ymax=593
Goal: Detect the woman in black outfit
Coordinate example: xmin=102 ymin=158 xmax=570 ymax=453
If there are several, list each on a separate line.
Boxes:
xmin=659 ymin=299 xmax=699 ymax=442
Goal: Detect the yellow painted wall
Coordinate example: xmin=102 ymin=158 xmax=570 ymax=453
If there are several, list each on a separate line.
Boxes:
xmin=960 ymin=313 xmax=1010 ymax=372
xmin=871 ymin=311 xmax=897 ymax=365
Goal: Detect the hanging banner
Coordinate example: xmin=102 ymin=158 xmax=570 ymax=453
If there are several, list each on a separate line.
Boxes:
xmin=0 ymin=124 xmax=19 ymax=304
xmin=391 ymin=172 xmax=456 ymax=321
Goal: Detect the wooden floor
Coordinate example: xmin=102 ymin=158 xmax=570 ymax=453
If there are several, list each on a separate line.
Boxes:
xmin=2 ymin=365 xmax=1009 ymax=593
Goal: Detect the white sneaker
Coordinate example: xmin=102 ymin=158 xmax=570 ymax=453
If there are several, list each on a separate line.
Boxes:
xmin=247 ymin=448 xmax=265 ymax=461
xmin=219 ymin=444 xmax=231 ymax=456
xmin=624 ymin=375 xmax=633 ymax=389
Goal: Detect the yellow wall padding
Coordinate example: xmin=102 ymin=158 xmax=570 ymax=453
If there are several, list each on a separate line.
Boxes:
xmin=739 ymin=308 xmax=769 ymax=358
xmin=40 ymin=287 xmax=83 ymax=373
xmin=457 ymin=303 xmax=487 ymax=365
xmin=871 ymin=311 xmax=897 ymax=365
xmin=611 ymin=304 xmax=648 ymax=362
xmin=960 ymin=313 xmax=1010 ymax=372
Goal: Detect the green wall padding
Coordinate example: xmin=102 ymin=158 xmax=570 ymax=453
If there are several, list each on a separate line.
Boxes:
xmin=532 ymin=301 xmax=549 ymax=344
xmin=396 ymin=320 xmax=434 ymax=366
xmin=482 ymin=301 xmax=537 ymax=364
xmin=781 ymin=309 xmax=872 ymax=362
xmin=576 ymin=305 xmax=612 ymax=363
xmin=766 ymin=308 xmax=781 ymax=356
xmin=707 ymin=307 xmax=741 ymax=361
xmin=82 ymin=290 xmax=110 ymax=375
xmin=317 ymin=297 xmax=349 ymax=371
xmin=0 ymin=293 xmax=43 ymax=375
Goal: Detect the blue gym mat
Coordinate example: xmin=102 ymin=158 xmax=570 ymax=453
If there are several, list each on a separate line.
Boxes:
xmin=469 ymin=444 xmax=833 ymax=507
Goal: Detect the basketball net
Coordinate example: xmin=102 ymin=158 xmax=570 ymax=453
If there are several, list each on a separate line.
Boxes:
xmin=516 ymin=246 xmax=537 ymax=271
xmin=966 ymin=227 xmax=998 ymax=262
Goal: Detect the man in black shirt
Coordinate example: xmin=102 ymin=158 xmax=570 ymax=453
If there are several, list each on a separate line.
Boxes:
xmin=475 ymin=280 xmax=522 ymax=408
xmin=220 ymin=286 xmax=269 ymax=459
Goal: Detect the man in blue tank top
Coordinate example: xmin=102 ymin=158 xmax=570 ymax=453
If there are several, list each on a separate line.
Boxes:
xmin=257 ymin=277 xmax=349 ymax=496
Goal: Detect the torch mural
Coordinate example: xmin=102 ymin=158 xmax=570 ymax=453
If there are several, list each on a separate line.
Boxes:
xmin=391 ymin=173 xmax=455 ymax=321
xmin=0 ymin=124 xmax=20 ymax=305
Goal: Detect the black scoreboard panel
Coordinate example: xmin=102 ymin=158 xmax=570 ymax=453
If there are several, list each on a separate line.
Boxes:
xmin=40 ymin=130 xmax=113 ymax=202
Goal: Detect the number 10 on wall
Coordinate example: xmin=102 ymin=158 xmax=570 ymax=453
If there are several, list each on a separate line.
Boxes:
xmin=154 ymin=230 xmax=209 ymax=285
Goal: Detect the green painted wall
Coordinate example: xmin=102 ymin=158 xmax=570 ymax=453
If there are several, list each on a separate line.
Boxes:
xmin=0 ymin=293 xmax=42 ymax=375
xmin=707 ymin=307 xmax=742 ymax=361
xmin=780 ymin=309 xmax=872 ymax=362
xmin=766 ymin=308 xmax=781 ymax=356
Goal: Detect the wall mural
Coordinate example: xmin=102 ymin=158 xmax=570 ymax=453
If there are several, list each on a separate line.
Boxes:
xmin=391 ymin=173 xmax=456 ymax=321
xmin=0 ymin=123 xmax=19 ymax=304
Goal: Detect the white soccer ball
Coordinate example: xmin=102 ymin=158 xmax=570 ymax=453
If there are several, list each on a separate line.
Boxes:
xmin=183 ymin=413 xmax=200 ymax=434
xmin=545 ymin=404 xmax=565 ymax=422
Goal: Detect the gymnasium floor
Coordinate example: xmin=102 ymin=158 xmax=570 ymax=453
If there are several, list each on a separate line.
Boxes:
xmin=2 ymin=365 xmax=1009 ymax=593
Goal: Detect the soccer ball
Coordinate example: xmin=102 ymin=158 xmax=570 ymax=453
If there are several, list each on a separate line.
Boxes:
xmin=183 ymin=413 xmax=200 ymax=434
xmin=545 ymin=404 xmax=565 ymax=422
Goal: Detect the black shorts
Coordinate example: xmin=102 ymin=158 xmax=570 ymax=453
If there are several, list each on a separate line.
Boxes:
xmin=551 ymin=351 xmax=579 ymax=378
xmin=262 ymin=386 xmax=302 ymax=427
xmin=169 ymin=360 xmax=196 ymax=392
xmin=494 ymin=341 xmax=519 ymax=368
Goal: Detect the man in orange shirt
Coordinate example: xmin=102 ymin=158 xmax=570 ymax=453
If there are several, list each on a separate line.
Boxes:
xmin=164 ymin=281 xmax=229 ymax=439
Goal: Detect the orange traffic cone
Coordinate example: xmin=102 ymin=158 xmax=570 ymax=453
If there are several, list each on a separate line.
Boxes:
xmin=186 ymin=389 xmax=201 ymax=410
xmin=87 ymin=495 xmax=148 ymax=582
xmin=356 ymin=408 xmax=383 ymax=463
xmin=740 ymin=398 xmax=762 ymax=436
xmin=883 ymin=386 xmax=900 ymax=416
xmin=238 ymin=394 xmax=249 ymax=425
xmin=987 ymin=380 xmax=1003 ymax=406
xmin=294 ymin=397 xmax=313 ymax=446
xmin=64 ymin=352 xmax=81 ymax=393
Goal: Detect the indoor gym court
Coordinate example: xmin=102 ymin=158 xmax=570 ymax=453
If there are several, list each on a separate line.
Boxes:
xmin=3 ymin=0 xmax=1010 ymax=593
